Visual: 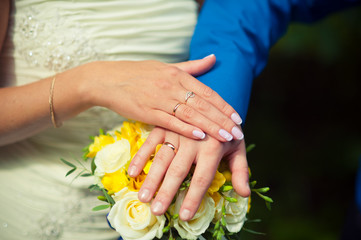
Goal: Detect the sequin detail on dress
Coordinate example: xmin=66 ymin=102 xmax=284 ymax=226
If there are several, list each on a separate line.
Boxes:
xmin=14 ymin=8 xmax=100 ymax=72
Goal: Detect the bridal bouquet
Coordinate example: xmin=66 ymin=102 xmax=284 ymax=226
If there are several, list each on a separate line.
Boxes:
xmin=62 ymin=121 xmax=273 ymax=240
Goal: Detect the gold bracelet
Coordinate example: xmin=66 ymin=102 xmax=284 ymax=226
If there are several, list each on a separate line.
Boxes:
xmin=49 ymin=75 xmax=62 ymax=128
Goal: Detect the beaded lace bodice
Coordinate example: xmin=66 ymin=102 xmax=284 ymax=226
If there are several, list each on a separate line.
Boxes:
xmin=0 ymin=1 xmax=197 ymax=239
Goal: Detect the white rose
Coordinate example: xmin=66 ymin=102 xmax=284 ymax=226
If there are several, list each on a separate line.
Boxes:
xmin=223 ymin=190 xmax=248 ymax=233
xmin=108 ymin=188 xmax=166 ymax=240
xmin=94 ymin=139 xmax=131 ymax=175
xmin=171 ymin=190 xmax=215 ymax=240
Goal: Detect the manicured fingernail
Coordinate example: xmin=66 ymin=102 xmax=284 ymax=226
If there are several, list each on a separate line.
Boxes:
xmin=231 ymin=113 xmax=242 ymax=125
xmin=139 ymin=189 xmax=150 ymax=202
xmin=192 ymin=130 xmax=205 ymax=139
xmin=128 ymin=165 xmax=137 ymax=177
xmin=203 ymin=53 xmax=215 ymax=59
xmin=231 ymin=126 xmax=244 ymax=140
xmin=180 ymin=209 xmax=191 ymax=220
xmin=219 ymin=129 xmax=233 ymax=141
xmin=152 ymin=201 xmax=164 ymax=214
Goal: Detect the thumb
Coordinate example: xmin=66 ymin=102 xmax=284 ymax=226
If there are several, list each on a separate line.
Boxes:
xmin=172 ymin=54 xmax=216 ymax=77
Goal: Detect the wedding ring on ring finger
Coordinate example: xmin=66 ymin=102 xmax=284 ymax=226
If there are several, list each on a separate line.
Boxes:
xmin=163 ymin=142 xmax=178 ymax=154
xmin=185 ymin=91 xmax=195 ymax=103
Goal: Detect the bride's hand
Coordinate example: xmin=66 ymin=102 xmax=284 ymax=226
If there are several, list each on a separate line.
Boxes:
xmin=76 ymin=55 xmax=243 ymax=142
xmin=127 ymin=127 xmax=250 ymax=221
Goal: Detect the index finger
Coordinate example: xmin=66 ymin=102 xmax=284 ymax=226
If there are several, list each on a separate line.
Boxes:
xmin=179 ymin=72 xmax=243 ymax=125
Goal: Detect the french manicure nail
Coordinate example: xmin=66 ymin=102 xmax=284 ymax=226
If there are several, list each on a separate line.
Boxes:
xmin=139 ymin=189 xmax=150 ymax=201
xmin=203 ymin=53 xmax=215 ymax=59
xmin=219 ymin=129 xmax=233 ymax=141
xmin=231 ymin=126 xmax=244 ymax=140
xmin=231 ymin=113 xmax=243 ymax=125
xmin=192 ymin=130 xmax=205 ymax=139
xmin=128 ymin=165 xmax=137 ymax=177
xmin=180 ymin=209 xmax=191 ymax=220
xmin=152 ymin=201 xmax=164 ymax=214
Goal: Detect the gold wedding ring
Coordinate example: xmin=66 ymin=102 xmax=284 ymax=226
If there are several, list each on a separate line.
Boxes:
xmin=172 ymin=102 xmax=182 ymax=116
xmin=163 ymin=142 xmax=177 ymax=154
xmin=185 ymin=91 xmax=195 ymax=103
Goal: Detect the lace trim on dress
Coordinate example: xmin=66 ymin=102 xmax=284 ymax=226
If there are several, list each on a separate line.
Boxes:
xmin=14 ymin=7 xmax=101 ymax=72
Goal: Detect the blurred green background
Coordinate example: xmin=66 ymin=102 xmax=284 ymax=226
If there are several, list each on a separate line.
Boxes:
xmin=240 ymin=6 xmax=361 ymax=240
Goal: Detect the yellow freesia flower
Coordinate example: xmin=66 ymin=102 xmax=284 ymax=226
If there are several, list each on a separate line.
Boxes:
xmin=222 ymin=170 xmax=232 ymax=182
xmin=128 ymin=172 xmax=147 ymax=192
xmin=143 ymin=160 xmax=153 ymax=174
xmin=87 ymin=135 xmax=115 ymax=158
xmin=116 ymin=122 xmax=144 ymax=157
xmin=208 ymin=170 xmax=226 ymax=194
xmin=101 ymin=168 xmax=129 ymax=193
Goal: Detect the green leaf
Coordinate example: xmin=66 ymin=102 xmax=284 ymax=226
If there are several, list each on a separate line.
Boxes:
xmin=65 ymin=168 xmax=76 ymax=177
xmin=92 ymin=204 xmax=110 ymax=211
xmin=245 ymin=219 xmax=262 ymax=223
xmin=214 ymin=221 xmax=220 ymax=230
xmin=61 ymin=158 xmax=76 ymax=169
xmin=162 ymin=226 xmax=170 ymax=233
xmin=255 ymin=191 xmax=273 ymax=203
xmin=99 ymin=128 xmax=104 ymax=135
xmin=266 ymin=201 xmax=272 ymax=211
xmin=242 ymin=227 xmax=266 ymax=235
xmin=97 ymin=196 xmax=107 ymax=202
xmin=224 ymin=196 xmax=238 ymax=203
xmin=172 ymin=214 xmax=179 ymax=220
xmin=249 ymin=181 xmax=257 ymax=188
xmin=252 ymin=187 xmax=270 ymax=193
xmin=91 ymin=158 xmax=96 ymax=174
xmin=102 ymin=188 xmax=115 ymax=205
xmin=246 ymin=144 xmax=256 ymax=153
xmin=221 ymin=216 xmax=226 ymax=226
xmin=88 ymin=184 xmax=101 ymax=192
xmin=220 ymin=185 xmax=233 ymax=192
xmin=81 ymin=173 xmax=92 ymax=177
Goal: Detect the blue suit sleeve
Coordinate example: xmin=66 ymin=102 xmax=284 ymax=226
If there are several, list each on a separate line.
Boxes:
xmin=189 ymin=0 xmax=360 ymax=121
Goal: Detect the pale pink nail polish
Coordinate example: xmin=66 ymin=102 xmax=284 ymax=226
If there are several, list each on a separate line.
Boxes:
xmin=219 ymin=129 xmax=233 ymax=141
xmin=152 ymin=201 xmax=164 ymax=214
xmin=128 ymin=165 xmax=137 ymax=177
xmin=180 ymin=209 xmax=191 ymax=220
xmin=231 ymin=126 xmax=244 ymax=140
xmin=192 ymin=130 xmax=205 ymax=139
xmin=231 ymin=113 xmax=242 ymax=125
xmin=203 ymin=53 xmax=215 ymax=59
xmin=139 ymin=189 xmax=150 ymax=201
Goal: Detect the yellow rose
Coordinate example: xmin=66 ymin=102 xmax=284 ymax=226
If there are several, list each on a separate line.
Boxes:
xmin=171 ymin=190 xmax=215 ymax=240
xmin=208 ymin=171 xmax=226 ymax=194
xmin=223 ymin=190 xmax=249 ymax=233
xmin=94 ymin=139 xmax=131 ymax=175
xmin=86 ymin=135 xmax=115 ymax=158
xmin=101 ymin=168 xmax=129 ymax=193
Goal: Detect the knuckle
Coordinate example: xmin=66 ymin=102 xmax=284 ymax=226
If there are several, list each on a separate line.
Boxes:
xmin=155 ymin=78 xmax=172 ymax=90
xmin=181 ymin=105 xmax=195 ymax=119
xmin=165 ymin=65 xmax=181 ymax=78
xmin=220 ymin=101 xmax=232 ymax=115
xmin=195 ymin=98 xmax=210 ymax=112
xmin=167 ymin=164 xmax=187 ymax=179
xmin=202 ymin=85 xmax=215 ymax=98
xmin=154 ymin=151 xmax=169 ymax=165
xmin=192 ymin=175 xmax=211 ymax=188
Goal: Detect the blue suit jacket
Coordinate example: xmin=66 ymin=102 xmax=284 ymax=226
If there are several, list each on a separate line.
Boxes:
xmin=190 ymin=0 xmax=360 ymax=121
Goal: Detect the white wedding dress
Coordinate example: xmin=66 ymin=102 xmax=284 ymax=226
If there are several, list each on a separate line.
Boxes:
xmin=0 ymin=0 xmax=198 ymax=239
